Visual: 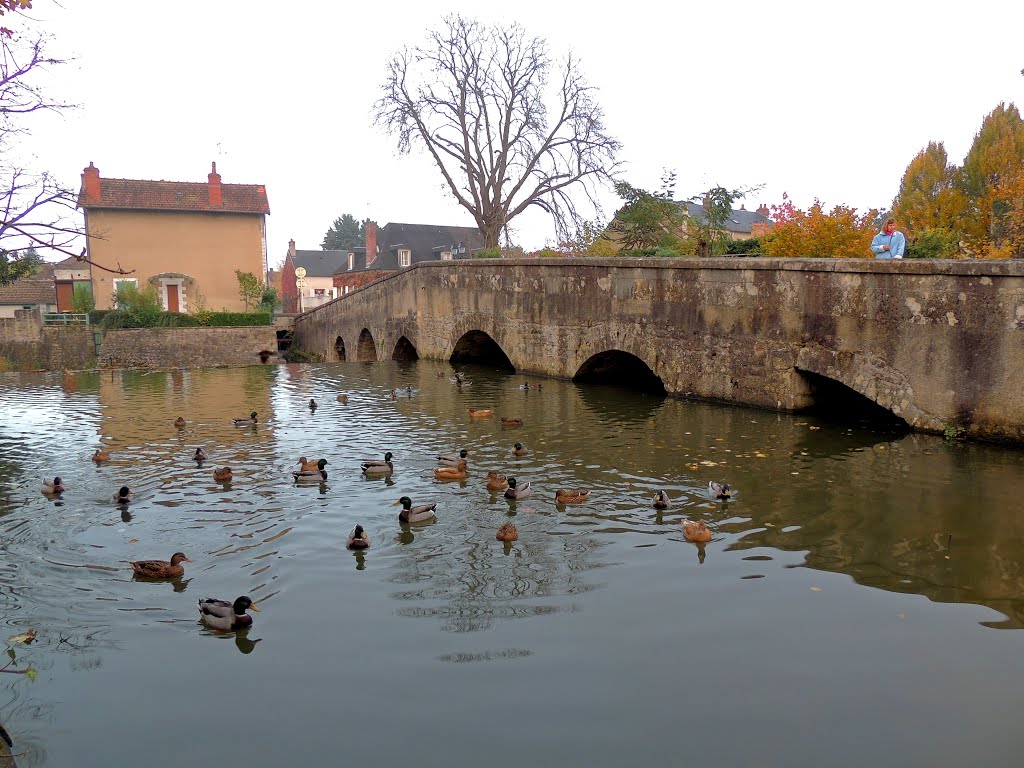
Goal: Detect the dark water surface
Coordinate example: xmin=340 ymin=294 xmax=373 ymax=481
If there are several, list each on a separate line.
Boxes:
xmin=1 ymin=363 xmax=1023 ymax=767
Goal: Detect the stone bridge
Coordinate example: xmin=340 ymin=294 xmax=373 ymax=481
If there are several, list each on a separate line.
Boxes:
xmin=292 ymin=257 xmax=1024 ymax=443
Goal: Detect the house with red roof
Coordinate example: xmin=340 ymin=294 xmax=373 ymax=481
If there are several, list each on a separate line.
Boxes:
xmin=77 ymin=162 xmax=270 ymax=312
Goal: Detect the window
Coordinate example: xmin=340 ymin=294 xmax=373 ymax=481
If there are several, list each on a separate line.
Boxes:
xmin=314 ymin=288 xmax=326 ymax=296
xmin=347 ymin=253 xmax=354 ymax=271
xmin=398 ymin=249 xmax=411 ymax=267
xmin=112 ymin=278 xmax=138 ymax=307
xmin=440 ymin=251 xmax=452 ymax=261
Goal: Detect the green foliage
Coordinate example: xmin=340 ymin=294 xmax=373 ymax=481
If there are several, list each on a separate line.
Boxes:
xmin=204 ymin=311 xmax=271 ymax=326
xmin=473 ymin=247 xmax=502 ymax=259
xmin=617 ymin=246 xmax=685 ymax=258
xmin=259 ymin=287 xmax=279 ymax=313
xmin=943 ymin=424 xmax=967 ymax=442
xmin=235 ymin=269 xmax=264 ymax=311
xmin=687 ymin=185 xmax=753 ymax=256
xmin=725 ymin=237 xmax=763 ymax=255
xmin=283 ymin=347 xmax=322 ymax=363
xmin=100 ymin=311 xmax=200 ymax=329
xmin=607 ymin=172 xmax=686 ymax=251
xmin=71 ymin=282 xmax=95 ymax=313
xmin=321 ymin=214 xmax=365 ymax=250
xmin=0 ymin=248 xmax=40 ymax=287
xmin=112 ymin=282 xmax=163 ymax=327
xmin=908 ymin=229 xmax=961 ymax=259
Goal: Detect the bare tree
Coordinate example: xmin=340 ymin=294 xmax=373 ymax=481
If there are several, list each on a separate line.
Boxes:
xmin=374 ymin=15 xmax=621 ymax=249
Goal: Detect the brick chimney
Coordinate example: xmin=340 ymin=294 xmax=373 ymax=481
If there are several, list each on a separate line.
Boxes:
xmin=82 ymin=162 xmax=101 ymax=201
xmin=756 ymin=202 xmax=770 ymax=216
xmin=365 ymin=220 xmax=377 ymax=266
xmin=288 ymin=238 xmax=296 ymax=259
xmin=208 ymin=162 xmax=222 ymax=207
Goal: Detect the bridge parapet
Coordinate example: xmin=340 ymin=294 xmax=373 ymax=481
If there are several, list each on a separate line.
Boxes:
xmin=294 ymin=257 xmax=1024 ymax=443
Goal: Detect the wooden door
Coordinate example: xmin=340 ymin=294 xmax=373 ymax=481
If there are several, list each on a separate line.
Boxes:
xmin=56 ymin=281 xmax=73 ymax=312
xmin=166 ymin=284 xmax=179 ymax=313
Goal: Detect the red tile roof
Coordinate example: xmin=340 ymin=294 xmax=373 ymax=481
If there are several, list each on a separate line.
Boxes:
xmin=78 ymin=178 xmax=270 ymax=215
xmin=0 ymin=277 xmax=55 ymax=305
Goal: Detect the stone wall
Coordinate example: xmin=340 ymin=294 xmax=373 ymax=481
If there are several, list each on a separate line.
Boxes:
xmin=98 ymin=326 xmax=279 ymax=369
xmin=0 ymin=309 xmax=96 ymax=370
xmin=294 ymin=257 xmax=1024 ymax=443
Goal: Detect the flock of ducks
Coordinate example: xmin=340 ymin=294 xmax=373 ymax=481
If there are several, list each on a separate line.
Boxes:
xmin=43 ymin=376 xmax=738 ymax=635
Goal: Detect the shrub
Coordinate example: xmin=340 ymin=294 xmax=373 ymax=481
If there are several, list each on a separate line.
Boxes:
xmin=909 ymin=229 xmax=962 ymax=259
xmin=72 ymin=283 xmax=96 ymax=313
xmin=473 ymin=247 xmax=502 ymax=259
xmin=205 ymin=312 xmax=271 ymax=326
xmin=113 ymin=282 xmax=162 ymax=327
xmin=283 ymin=347 xmax=322 ymax=363
xmin=725 ymin=237 xmax=763 ymax=255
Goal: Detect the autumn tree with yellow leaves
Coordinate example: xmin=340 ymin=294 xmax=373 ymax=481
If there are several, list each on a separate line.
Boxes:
xmin=761 ymin=194 xmax=879 ymax=259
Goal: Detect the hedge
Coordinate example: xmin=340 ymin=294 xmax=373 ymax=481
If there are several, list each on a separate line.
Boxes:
xmin=94 ymin=310 xmax=271 ymax=329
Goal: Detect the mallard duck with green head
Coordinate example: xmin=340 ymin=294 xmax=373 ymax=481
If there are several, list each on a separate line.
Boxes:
xmin=233 ymin=411 xmax=258 ymax=426
xmin=437 ymin=449 xmax=469 ymax=466
xmin=293 ymin=458 xmax=327 ymax=481
xmin=41 ymin=476 xmax=65 ymax=495
xmin=198 ymin=596 xmax=259 ymax=631
xmin=361 ymin=452 xmax=394 ymax=477
xmin=396 ymin=496 xmax=436 ymax=524
xmin=504 ymin=477 xmax=531 ymax=500
xmin=346 ymin=524 xmax=370 ymax=549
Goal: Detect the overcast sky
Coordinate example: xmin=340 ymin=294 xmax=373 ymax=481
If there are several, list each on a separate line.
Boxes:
xmin=15 ymin=0 xmax=1024 ymax=265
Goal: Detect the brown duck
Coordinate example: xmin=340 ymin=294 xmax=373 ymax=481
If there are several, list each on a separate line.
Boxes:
xmin=130 ymin=552 xmax=192 ymax=579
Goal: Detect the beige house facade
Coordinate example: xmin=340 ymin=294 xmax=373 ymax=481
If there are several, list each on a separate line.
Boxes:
xmin=78 ymin=162 xmax=270 ymax=312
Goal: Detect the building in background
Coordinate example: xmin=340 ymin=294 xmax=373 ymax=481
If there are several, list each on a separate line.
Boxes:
xmin=77 ymin=162 xmax=270 ymax=312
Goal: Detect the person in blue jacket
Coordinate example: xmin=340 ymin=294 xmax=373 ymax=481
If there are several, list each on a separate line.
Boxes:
xmin=871 ymin=218 xmax=905 ymax=259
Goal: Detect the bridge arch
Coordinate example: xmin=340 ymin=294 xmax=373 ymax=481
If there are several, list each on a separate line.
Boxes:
xmin=573 ymin=350 xmax=666 ymax=395
xmin=450 ymin=329 xmax=515 ymax=371
xmin=357 ymin=329 xmax=378 ymax=361
xmin=392 ymin=336 xmax=419 ymax=362
xmin=334 ymin=335 xmax=347 ymax=362
xmin=795 ymin=346 xmax=914 ymax=427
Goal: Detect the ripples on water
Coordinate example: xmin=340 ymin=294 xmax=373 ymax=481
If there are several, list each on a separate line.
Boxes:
xmin=1 ymin=363 xmax=1024 ymax=767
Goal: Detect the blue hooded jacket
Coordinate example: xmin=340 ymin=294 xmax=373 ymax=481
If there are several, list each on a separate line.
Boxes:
xmin=871 ymin=230 xmax=905 ymax=258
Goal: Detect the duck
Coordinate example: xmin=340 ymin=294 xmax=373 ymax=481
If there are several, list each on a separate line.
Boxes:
xmin=519 ymin=381 xmax=531 ymax=391
xmin=449 ymin=373 xmax=465 ymax=384
xmin=708 ymin=481 xmax=734 ymax=501
xmin=555 ymin=489 xmax=590 ymax=504
xmin=455 ymin=379 xmax=472 ymax=389
xmin=500 ymin=417 xmax=524 ymax=427
xmin=309 ymin=398 xmax=318 ymax=410
xmin=496 ymin=522 xmax=519 ymax=542
xmin=198 ymin=596 xmax=259 ymax=631
xmin=396 ymin=496 xmax=437 ymax=524
xmin=173 ymin=416 xmax=186 ymax=429
xmin=682 ymin=519 xmax=713 ymax=543
xmin=437 ymin=449 xmax=469 ymax=466
xmin=403 ymin=385 xmax=416 ymax=396
xmin=512 ymin=442 xmax=529 ymax=456
xmin=41 ymin=476 xmax=65 ymax=495
xmin=361 ymin=451 xmax=394 ymax=477
xmin=92 ymin=449 xmax=110 ymax=463
xmin=113 ymin=486 xmax=133 ymax=504
xmin=130 ymin=552 xmax=192 ymax=579
xmin=194 ymin=447 xmax=207 ymax=462
xmin=337 ymin=394 xmax=348 ymax=403
xmin=233 ymin=411 xmax=258 ymax=425
xmin=297 ymin=456 xmax=325 ymax=472
xmin=213 ymin=467 xmax=233 ymax=482
xmin=346 ymin=524 xmax=370 ymax=550
xmin=388 ymin=389 xmax=398 ymax=400
xmin=652 ymin=490 xmax=670 ymax=509
xmin=468 ymin=407 xmax=492 ymax=418
xmin=504 ymin=477 xmax=531 ymax=500
xmin=433 ymin=461 xmax=468 ymax=481
xmin=293 ymin=458 xmax=328 ymax=481
xmin=485 ymin=471 xmax=509 ymax=492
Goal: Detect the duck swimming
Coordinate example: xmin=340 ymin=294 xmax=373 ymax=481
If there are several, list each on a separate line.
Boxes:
xmin=194 ymin=448 xmax=207 ymax=462
xmin=346 ymin=524 xmax=370 ymax=550
xmin=652 ymin=490 xmax=670 ymax=509
xmin=113 ymin=486 xmax=133 ymax=504
xmin=496 ymin=522 xmax=519 ymax=542
xmin=233 ymin=411 xmax=258 ymax=425
xmin=173 ymin=417 xmax=186 ymax=429
xmin=512 ymin=442 xmax=528 ymax=456
xmin=130 ymin=552 xmax=191 ymax=579
xmin=297 ymin=456 xmax=325 ymax=472
xmin=433 ymin=461 xmax=468 ymax=481
xmin=198 ymin=596 xmax=259 ymax=631
xmin=337 ymin=394 xmax=348 ymax=403
xmin=682 ymin=519 xmax=713 ymax=543
xmin=468 ymin=407 xmax=493 ymax=418
xmin=309 ymin=398 xmax=317 ymax=410
xmin=361 ymin=452 xmax=394 ymax=477
xmin=293 ymin=458 xmax=327 ymax=481
xmin=708 ymin=481 xmax=733 ymax=501
xmin=41 ymin=476 xmax=65 ymax=495
xmin=437 ymin=449 xmax=469 ymax=466
xmin=213 ymin=467 xmax=233 ymax=482
xmin=500 ymin=417 xmax=524 ymax=427
xmin=504 ymin=477 xmax=531 ymax=500
xmin=92 ymin=449 xmax=110 ymax=463
xmin=396 ymin=496 xmax=437 ymax=524
xmin=485 ymin=471 xmax=509 ymax=492
xmin=555 ymin=489 xmax=590 ymax=504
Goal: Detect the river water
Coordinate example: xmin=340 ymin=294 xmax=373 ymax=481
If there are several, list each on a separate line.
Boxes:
xmin=1 ymin=362 xmax=1023 ymax=767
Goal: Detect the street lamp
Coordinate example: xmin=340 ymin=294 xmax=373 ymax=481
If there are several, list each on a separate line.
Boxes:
xmin=294 ymin=266 xmax=306 ymax=313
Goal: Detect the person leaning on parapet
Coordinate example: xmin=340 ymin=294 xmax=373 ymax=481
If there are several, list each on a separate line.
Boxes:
xmin=870 ymin=218 xmax=906 ymax=259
